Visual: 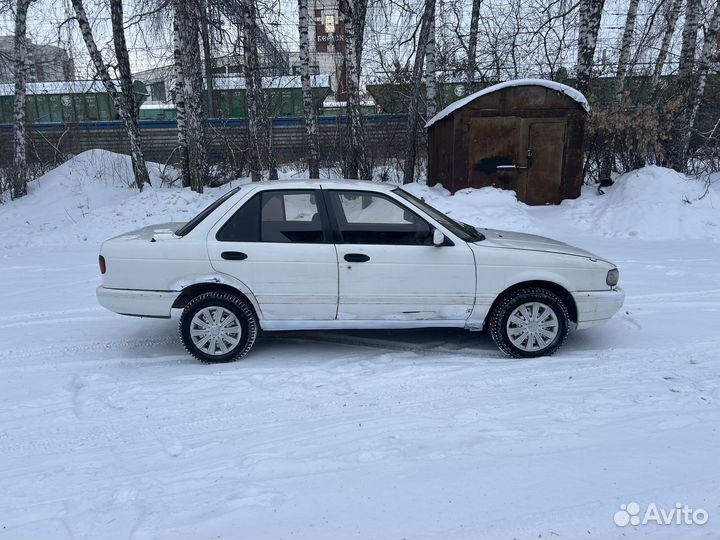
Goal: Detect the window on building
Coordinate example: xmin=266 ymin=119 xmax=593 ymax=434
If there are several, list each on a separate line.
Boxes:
xmin=150 ymin=82 xmax=166 ymax=102
xmin=324 ymin=14 xmax=335 ymax=33
xmin=85 ymin=95 xmax=99 ymax=120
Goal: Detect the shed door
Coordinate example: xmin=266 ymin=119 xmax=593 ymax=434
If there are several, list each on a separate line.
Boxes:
xmin=467 ymin=116 xmax=525 ymax=193
xmin=525 ymin=120 xmax=566 ymax=205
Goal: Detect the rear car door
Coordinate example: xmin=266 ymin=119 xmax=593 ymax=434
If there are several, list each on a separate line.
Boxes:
xmin=206 ymin=189 xmax=338 ymax=321
xmin=325 ymin=189 xmax=476 ymax=322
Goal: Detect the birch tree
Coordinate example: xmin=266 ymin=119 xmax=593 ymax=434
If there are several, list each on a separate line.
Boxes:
xmin=599 ymin=0 xmax=640 ymax=184
xmin=350 ymin=0 xmax=368 ymax=74
xmin=678 ymin=0 xmax=701 ymax=79
xmin=679 ymin=0 xmax=720 ymax=170
xmin=11 ymin=0 xmax=31 ymax=199
xmin=466 ymin=0 xmax=481 ymax=87
xmin=199 ymin=0 xmax=215 ymax=118
xmin=425 ymin=12 xmax=437 ymax=119
xmin=71 ymin=0 xmax=150 ymax=191
xmin=298 ymin=0 xmax=320 ymax=178
xmin=172 ymin=19 xmax=191 ymax=188
xmin=402 ymin=0 xmax=435 ymax=184
xmin=575 ymin=0 xmax=605 ymax=96
xmin=242 ymin=2 xmax=262 ymax=183
xmin=109 ymin=0 xmax=150 ymax=185
xmin=651 ymin=0 xmax=682 ymax=90
xmin=339 ymin=0 xmax=371 ymax=180
xmin=614 ymin=0 xmax=640 ymax=99
xmin=667 ymin=0 xmax=702 ymax=170
xmin=174 ymin=0 xmax=209 ymax=192
xmin=240 ymin=0 xmax=277 ymax=181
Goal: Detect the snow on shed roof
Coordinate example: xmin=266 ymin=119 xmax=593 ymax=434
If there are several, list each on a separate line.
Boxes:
xmin=424 ymin=78 xmax=590 ymax=129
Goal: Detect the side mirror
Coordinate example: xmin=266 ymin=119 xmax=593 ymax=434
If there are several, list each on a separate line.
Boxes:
xmin=432 ymin=229 xmax=445 ymax=246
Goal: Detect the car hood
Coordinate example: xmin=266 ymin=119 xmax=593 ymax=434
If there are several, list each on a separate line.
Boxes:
xmin=109 ymin=222 xmax=186 ymax=242
xmin=477 ymin=228 xmax=609 ymax=262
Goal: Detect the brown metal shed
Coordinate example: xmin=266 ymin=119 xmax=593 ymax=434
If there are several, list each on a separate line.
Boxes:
xmin=426 ymin=79 xmax=589 ymax=205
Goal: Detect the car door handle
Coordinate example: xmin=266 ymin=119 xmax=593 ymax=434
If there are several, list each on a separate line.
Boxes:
xmin=496 ymin=164 xmax=527 ymax=170
xmin=344 ymin=253 xmax=370 ymax=263
xmin=221 ymin=251 xmax=248 ymax=261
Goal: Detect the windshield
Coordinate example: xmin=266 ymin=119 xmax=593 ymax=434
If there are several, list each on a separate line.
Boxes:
xmin=394 ymin=188 xmax=484 ymax=242
xmin=175 ymin=187 xmax=240 ymax=237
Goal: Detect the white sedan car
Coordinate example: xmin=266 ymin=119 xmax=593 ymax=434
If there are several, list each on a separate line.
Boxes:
xmin=97 ymin=180 xmax=624 ymax=363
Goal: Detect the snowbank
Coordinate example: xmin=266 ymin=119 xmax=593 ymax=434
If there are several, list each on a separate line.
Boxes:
xmin=554 ymin=166 xmax=720 ymax=242
xmin=403 ymin=183 xmax=540 ymax=234
xmin=0 ymin=150 xmax=234 ymax=249
xmin=408 ymin=167 xmax=719 ymax=242
xmin=2 ymin=152 xmax=718 ymax=250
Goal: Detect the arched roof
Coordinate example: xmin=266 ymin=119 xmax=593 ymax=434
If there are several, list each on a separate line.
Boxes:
xmin=425 ymin=78 xmax=590 ymax=129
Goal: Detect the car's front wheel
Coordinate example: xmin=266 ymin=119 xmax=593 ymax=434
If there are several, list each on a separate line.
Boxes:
xmin=489 ymin=287 xmax=569 ymax=358
xmin=179 ymin=291 xmax=257 ymax=363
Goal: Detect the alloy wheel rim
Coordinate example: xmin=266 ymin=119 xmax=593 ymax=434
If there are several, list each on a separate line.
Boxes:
xmin=506 ymin=301 xmax=559 ymax=352
xmin=190 ymin=306 xmax=242 ymax=356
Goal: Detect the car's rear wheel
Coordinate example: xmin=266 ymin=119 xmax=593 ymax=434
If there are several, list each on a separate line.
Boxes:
xmin=179 ymin=291 xmax=257 ymax=363
xmin=489 ymin=287 xmax=569 ymax=358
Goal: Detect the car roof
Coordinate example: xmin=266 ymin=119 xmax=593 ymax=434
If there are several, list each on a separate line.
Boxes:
xmin=244 ymin=179 xmax=400 ymax=192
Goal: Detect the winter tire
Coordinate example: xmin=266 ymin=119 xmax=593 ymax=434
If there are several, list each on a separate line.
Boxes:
xmin=489 ymin=287 xmax=569 ymax=358
xmin=179 ymin=291 xmax=257 ymax=363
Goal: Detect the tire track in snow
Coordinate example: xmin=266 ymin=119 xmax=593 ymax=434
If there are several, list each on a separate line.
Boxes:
xmin=0 ymin=307 xmax=107 ymax=324
xmin=624 ymin=288 xmax=720 ymax=302
xmin=0 ymin=314 xmax=116 ymax=330
xmin=1 ymin=342 xmax=715 ymax=460
xmin=271 ymin=331 xmax=506 ymax=358
xmin=0 ymin=336 xmax=183 ymax=366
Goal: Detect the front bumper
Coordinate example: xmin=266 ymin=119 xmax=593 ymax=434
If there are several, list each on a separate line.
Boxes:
xmin=96 ymin=286 xmax=178 ymax=318
xmin=572 ymin=287 xmax=625 ymax=329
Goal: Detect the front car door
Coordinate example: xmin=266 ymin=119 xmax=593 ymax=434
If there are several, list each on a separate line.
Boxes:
xmin=325 ymin=189 xmax=476 ymax=324
xmin=206 ymin=188 xmax=338 ymax=321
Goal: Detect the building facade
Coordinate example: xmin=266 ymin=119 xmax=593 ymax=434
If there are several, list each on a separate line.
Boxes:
xmin=0 ymin=36 xmax=74 ymax=84
xmin=289 ymin=0 xmax=346 ymax=99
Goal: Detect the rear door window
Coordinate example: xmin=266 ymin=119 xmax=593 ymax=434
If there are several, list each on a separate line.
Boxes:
xmin=217 ymin=190 xmax=327 ymax=243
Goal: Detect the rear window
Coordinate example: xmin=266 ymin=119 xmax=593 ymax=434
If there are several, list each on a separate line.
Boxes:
xmin=175 ymin=187 xmax=240 ymax=237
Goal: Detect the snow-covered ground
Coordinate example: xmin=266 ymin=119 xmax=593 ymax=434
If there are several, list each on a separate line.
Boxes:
xmin=1 ymin=151 xmax=719 ymax=539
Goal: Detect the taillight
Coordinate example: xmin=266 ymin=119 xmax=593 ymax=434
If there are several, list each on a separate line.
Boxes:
xmin=99 ymin=255 xmax=106 ymax=274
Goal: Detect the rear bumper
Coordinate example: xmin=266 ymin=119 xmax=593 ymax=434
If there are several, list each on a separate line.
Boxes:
xmin=96 ymin=286 xmax=178 ymax=318
xmin=572 ymin=287 xmax=625 ymax=329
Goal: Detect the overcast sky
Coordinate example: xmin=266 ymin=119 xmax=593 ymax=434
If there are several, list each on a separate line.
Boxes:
xmin=0 ymin=0 xmax=696 ymax=81
xmin=0 ymin=0 xmax=302 ymax=74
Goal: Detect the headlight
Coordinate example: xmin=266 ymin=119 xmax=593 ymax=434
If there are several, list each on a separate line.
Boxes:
xmin=606 ymin=268 xmax=619 ymax=286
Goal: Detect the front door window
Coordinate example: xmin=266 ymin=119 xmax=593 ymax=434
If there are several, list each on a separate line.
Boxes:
xmin=328 ymin=191 xmax=432 ymax=245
